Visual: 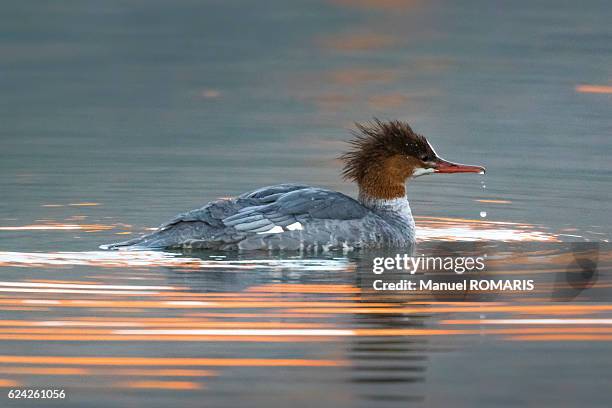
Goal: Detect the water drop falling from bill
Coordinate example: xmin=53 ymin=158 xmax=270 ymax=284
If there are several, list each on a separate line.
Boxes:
xmin=480 ymin=176 xmax=487 ymax=218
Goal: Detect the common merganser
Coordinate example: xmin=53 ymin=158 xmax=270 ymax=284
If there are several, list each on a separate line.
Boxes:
xmin=102 ymin=120 xmax=485 ymax=251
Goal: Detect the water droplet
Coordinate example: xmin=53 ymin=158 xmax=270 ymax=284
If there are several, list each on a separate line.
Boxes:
xmin=480 ymin=211 xmax=487 ymax=218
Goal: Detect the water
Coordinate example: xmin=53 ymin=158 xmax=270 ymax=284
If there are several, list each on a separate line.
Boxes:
xmin=0 ymin=0 xmax=611 ymax=406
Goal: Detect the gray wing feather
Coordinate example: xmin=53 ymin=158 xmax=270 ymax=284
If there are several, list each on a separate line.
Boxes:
xmin=220 ymin=187 xmax=368 ymax=234
xmin=239 ymin=183 xmax=311 ymax=200
xmin=103 ymin=184 xmax=373 ymax=250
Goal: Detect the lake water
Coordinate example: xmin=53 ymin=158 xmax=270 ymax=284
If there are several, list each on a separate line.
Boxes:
xmin=0 ymin=0 xmax=611 ymax=407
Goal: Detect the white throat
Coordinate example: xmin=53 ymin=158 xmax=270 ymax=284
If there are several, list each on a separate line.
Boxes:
xmin=359 ymin=193 xmax=409 ymax=212
xmin=359 ymin=192 xmax=415 ymax=233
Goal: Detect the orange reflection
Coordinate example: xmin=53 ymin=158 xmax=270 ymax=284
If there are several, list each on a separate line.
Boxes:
xmin=441 ymin=319 xmax=612 ymax=325
xmin=199 ymin=89 xmax=221 ymax=99
xmin=0 ymin=299 xmax=394 ymax=309
xmin=0 ymin=367 xmax=86 ymax=375
xmin=367 ymin=93 xmax=408 ymax=109
xmin=0 ymin=321 xmax=336 ymax=329
xmin=0 ymin=366 xmax=218 ymax=377
xmin=0 ymin=335 xmax=340 ymax=342
xmin=286 ymin=304 xmax=612 ymax=315
xmin=507 ymin=334 xmax=612 ymax=341
xmin=575 ymin=84 xmax=612 ymax=94
xmin=247 ymin=283 xmax=359 ymax=293
xmin=0 ymin=356 xmax=346 ymax=367
xmin=0 ymin=379 xmax=20 ymax=387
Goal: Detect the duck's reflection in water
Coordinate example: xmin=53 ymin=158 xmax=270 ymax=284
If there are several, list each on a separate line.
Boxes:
xmin=161 ymin=249 xmax=356 ymax=293
xmin=352 ymin=252 xmax=431 ymax=404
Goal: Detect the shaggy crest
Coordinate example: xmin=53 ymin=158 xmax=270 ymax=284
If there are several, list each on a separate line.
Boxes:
xmin=340 ymin=119 xmax=436 ymax=182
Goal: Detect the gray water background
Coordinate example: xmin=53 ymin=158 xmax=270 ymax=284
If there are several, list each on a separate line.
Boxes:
xmin=1 ymin=0 xmax=610 ymax=247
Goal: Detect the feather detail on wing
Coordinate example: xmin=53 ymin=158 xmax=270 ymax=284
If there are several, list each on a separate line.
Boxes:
xmin=219 ymin=186 xmax=369 ymax=235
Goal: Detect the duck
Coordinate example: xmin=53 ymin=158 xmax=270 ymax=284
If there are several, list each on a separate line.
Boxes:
xmin=101 ymin=119 xmax=485 ymax=251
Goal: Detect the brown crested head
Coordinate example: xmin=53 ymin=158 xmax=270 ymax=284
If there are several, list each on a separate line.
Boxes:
xmin=340 ymin=119 xmax=485 ymax=200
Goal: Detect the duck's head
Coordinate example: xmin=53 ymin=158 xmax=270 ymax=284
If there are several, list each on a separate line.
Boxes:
xmin=340 ymin=119 xmax=485 ymax=200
